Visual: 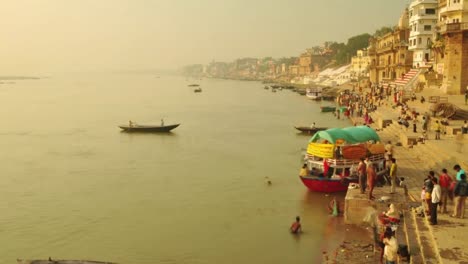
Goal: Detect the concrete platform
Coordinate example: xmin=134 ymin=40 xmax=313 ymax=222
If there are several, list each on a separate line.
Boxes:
xmin=344 ymin=186 xmax=407 ymax=225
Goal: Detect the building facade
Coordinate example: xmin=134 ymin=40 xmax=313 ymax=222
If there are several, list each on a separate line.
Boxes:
xmin=408 ymin=0 xmax=438 ymax=67
xmin=433 ymin=0 xmax=468 ymax=94
xmin=369 ymin=10 xmax=414 ymax=84
xmin=350 ymin=49 xmax=371 ymax=80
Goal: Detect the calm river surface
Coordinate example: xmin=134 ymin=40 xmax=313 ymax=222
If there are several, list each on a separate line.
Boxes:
xmin=0 ymin=74 xmax=349 ymax=263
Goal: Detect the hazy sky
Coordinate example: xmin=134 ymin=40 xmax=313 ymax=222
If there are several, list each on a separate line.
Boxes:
xmin=0 ymin=0 xmax=409 ymax=75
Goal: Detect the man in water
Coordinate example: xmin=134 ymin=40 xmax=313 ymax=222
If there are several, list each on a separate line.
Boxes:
xmin=161 ymin=118 xmax=164 ymax=126
xmin=310 ymin=122 xmax=316 ymax=128
xmin=290 ymin=216 xmax=302 ymax=234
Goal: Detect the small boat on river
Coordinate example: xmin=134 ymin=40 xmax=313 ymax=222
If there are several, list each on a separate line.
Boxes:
xmin=194 ymin=87 xmax=202 ymax=93
xmin=294 ymin=126 xmax=327 ymax=134
xmin=320 ymin=106 xmax=336 ymax=112
xmin=300 ymin=126 xmax=386 ymax=193
xmin=119 ymin=123 xmax=180 ymax=133
xmin=17 ymin=259 xmax=116 ymax=264
xmin=188 ymin=84 xmax=200 ymax=87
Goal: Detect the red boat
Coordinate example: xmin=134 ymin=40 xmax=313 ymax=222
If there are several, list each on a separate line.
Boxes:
xmin=300 ymin=126 xmax=386 ymax=193
xmin=299 ymin=176 xmax=357 ymax=193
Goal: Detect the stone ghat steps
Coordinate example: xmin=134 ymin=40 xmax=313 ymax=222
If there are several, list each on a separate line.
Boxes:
xmin=413 ymin=209 xmax=443 ymax=264
xmin=401 ymin=210 xmax=424 ymax=264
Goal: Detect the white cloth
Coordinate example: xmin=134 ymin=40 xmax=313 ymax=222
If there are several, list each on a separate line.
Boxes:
xmin=432 ymin=184 xmax=441 ymax=203
xmin=384 ymin=236 xmax=398 ymax=261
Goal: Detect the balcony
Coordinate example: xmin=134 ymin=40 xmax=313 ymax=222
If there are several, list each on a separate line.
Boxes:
xmin=439 ymin=22 xmax=468 ymax=33
xmin=377 ymin=45 xmax=394 ymax=53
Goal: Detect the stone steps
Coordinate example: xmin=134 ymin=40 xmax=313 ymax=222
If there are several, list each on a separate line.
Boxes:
xmin=412 ymin=210 xmax=442 ymax=264
xmin=401 ymin=210 xmax=424 ymax=264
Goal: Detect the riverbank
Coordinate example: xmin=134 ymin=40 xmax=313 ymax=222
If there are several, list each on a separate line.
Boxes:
xmin=343 ymin=85 xmax=468 ymax=262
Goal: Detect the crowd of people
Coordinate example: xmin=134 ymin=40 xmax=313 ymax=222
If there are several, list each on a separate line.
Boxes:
xmin=421 ymin=165 xmax=467 ymax=225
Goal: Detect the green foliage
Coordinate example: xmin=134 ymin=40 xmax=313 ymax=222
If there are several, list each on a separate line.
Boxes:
xmin=373 ymin=26 xmax=394 ymax=38
xmin=329 ymin=33 xmax=371 ymax=65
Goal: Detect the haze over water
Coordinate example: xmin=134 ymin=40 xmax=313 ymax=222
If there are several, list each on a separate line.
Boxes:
xmin=0 ymin=75 xmax=350 ymax=263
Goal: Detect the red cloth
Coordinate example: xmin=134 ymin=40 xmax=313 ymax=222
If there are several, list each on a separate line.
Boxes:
xmin=439 ymin=173 xmax=452 ymax=188
xmin=323 ymin=160 xmax=330 ymax=176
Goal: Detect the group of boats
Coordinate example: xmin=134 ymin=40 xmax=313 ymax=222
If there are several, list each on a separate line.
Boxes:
xmin=299 ymin=126 xmax=386 ymax=193
xmin=188 ymin=84 xmax=202 ymax=93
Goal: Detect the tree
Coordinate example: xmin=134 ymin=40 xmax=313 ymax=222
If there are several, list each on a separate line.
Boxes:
xmin=374 ymin=26 xmax=394 ymax=38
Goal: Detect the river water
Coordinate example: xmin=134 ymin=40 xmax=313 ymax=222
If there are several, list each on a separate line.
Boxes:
xmin=0 ymin=74 xmax=349 ymax=264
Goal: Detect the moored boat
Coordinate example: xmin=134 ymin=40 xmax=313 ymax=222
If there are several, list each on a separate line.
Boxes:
xmin=188 ymin=84 xmax=200 ymax=87
xmin=294 ymin=126 xmax=327 ymax=134
xmin=297 ymin=90 xmax=306 ymax=95
xmin=306 ymin=91 xmax=322 ymax=100
xmin=119 ymin=123 xmax=180 ymax=133
xmin=320 ymin=106 xmax=336 ymax=112
xmin=194 ymin=87 xmax=202 ymax=93
xmin=300 ymin=126 xmax=386 ymax=193
xmin=17 ymin=259 xmax=116 ymax=264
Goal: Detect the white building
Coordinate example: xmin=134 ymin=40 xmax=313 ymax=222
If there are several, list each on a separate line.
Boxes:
xmin=408 ymin=0 xmax=438 ymax=67
xmin=350 ymin=49 xmax=370 ymax=80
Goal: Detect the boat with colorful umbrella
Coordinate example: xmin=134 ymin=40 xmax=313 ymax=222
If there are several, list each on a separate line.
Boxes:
xmin=299 ymin=126 xmax=386 ymax=193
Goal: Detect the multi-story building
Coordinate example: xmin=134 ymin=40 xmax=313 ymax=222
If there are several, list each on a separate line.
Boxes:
xmin=433 ymin=0 xmax=468 ymax=94
xmin=298 ymin=51 xmax=313 ymax=75
xmin=408 ymin=0 xmax=438 ymax=67
xmin=350 ymin=49 xmax=371 ymax=79
xmin=369 ymin=9 xmax=414 ymax=84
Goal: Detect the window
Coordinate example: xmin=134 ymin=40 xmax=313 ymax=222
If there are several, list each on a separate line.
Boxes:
xmin=418 ymin=38 xmax=422 ymax=45
xmin=426 ymin=9 xmax=436 ymax=15
xmin=424 ymin=25 xmax=432 ymax=31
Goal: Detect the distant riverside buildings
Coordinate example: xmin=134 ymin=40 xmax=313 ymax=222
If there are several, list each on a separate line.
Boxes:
xmin=186 ymin=0 xmax=467 ymax=95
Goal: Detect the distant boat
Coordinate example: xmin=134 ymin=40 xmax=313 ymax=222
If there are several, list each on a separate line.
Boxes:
xmin=294 ymin=126 xmax=327 ymax=134
xmin=194 ymin=87 xmax=202 ymax=93
xmin=17 ymin=259 xmax=116 ymax=264
xmin=271 ymin=89 xmax=276 ymax=93
xmin=320 ymin=106 xmax=336 ymax=112
xmin=188 ymin=84 xmax=200 ymax=87
xmin=119 ymin=123 xmax=180 ymax=133
xmin=297 ymin=90 xmax=307 ymax=95
xmin=264 ymin=86 xmax=269 ymax=90
xmin=306 ymin=91 xmax=322 ymax=100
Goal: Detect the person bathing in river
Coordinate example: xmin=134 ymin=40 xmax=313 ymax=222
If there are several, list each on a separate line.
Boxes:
xmin=161 ymin=118 xmax=164 ymax=126
xmin=290 ymin=216 xmax=302 ymax=234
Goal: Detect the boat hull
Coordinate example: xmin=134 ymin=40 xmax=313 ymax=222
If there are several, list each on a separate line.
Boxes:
xmin=320 ymin=106 xmax=336 ymax=112
xmin=294 ymin=126 xmax=327 ymax=134
xmin=299 ymin=176 xmax=357 ymax=193
xmin=119 ymin=124 xmax=180 ymax=133
xmin=17 ymin=260 xmax=116 ymax=264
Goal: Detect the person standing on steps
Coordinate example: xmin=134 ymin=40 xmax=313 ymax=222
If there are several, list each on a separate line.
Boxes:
xmin=358 ymin=157 xmax=367 ymax=194
xmin=430 ymin=178 xmax=441 ymax=225
xmin=434 ymin=120 xmax=441 ymax=140
xmin=367 ymin=162 xmax=377 ymax=200
xmin=454 ymin=164 xmax=466 ymax=182
xmin=465 ymin=88 xmax=467 ymax=105
xmin=389 ymin=158 xmax=397 ymax=194
xmin=422 ymin=116 xmax=428 ymax=132
xmin=439 ymin=168 xmax=452 ymax=214
xmin=452 ymin=174 xmax=467 ymax=219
